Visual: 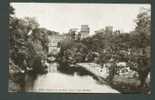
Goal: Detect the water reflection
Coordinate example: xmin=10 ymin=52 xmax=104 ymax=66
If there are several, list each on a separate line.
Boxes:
xmin=27 ymin=61 xmax=119 ymax=93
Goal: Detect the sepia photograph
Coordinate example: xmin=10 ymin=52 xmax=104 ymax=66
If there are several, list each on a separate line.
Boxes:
xmin=9 ymin=3 xmax=151 ymax=94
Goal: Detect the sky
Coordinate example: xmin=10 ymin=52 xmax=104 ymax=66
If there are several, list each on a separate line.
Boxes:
xmin=11 ymin=3 xmax=150 ymax=35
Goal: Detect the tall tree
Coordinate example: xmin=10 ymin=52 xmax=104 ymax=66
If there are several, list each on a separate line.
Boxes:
xmin=9 ymin=7 xmax=49 ymax=91
xmin=129 ymin=8 xmax=151 ymax=87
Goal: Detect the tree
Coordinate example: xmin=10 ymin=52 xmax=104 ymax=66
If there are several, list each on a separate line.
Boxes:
xmin=60 ymin=41 xmax=88 ymax=63
xmin=9 ymin=7 xmax=49 ymax=91
xmin=128 ymin=8 xmax=151 ymax=88
xmin=57 ymin=39 xmax=88 ymax=71
xmin=135 ymin=9 xmax=151 ymax=87
xmin=23 ymin=17 xmax=39 ymax=32
xmin=9 ymin=5 xmax=14 ymax=18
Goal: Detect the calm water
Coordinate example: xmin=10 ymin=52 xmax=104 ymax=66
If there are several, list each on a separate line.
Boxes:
xmin=27 ymin=63 xmax=119 ymax=93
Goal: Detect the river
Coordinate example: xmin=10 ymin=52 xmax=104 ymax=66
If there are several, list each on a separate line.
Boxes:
xmin=26 ymin=62 xmax=119 ymax=93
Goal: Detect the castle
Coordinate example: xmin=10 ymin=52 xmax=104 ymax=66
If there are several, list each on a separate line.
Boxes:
xmin=48 ymin=25 xmax=90 ymax=55
xmin=68 ymin=25 xmax=90 ymax=40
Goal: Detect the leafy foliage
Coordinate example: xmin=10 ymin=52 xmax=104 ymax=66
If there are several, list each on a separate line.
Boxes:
xmin=128 ymin=8 xmax=151 ymax=87
xmin=80 ymin=8 xmax=151 ymax=88
xmin=9 ymin=6 xmax=49 ymax=91
xmin=59 ymin=40 xmax=88 ymax=65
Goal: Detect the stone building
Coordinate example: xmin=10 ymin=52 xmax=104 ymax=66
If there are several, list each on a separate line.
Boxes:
xmin=80 ymin=25 xmax=90 ymax=39
xmin=95 ymin=26 xmax=121 ymax=36
xmin=105 ymin=26 xmax=113 ymax=34
xmin=48 ymin=34 xmax=64 ymax=55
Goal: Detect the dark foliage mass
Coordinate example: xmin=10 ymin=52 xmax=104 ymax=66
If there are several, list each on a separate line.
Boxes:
xmin=9 ymin=5 xmax=50 ymax=91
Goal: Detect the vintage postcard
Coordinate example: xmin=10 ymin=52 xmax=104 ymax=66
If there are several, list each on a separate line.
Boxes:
xmin=9 ymin=3 xmax=151 ymax=94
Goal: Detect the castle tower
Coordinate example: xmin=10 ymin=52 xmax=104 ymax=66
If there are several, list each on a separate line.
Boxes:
xmin=80 ymin=25 xmax=89 ymax=39
xmin=105 ymin=26 xmax=113 ymax=35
